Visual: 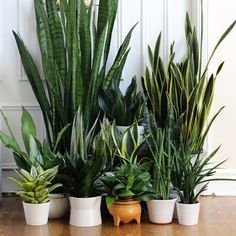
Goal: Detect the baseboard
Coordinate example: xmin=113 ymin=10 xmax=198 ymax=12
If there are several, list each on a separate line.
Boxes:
xmin=203 ymin=169 xmax=236 ymax=196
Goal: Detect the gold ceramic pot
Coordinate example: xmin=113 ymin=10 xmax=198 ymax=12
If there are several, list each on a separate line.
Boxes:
xmin=108 ymin=199 xmax=141 ymax=227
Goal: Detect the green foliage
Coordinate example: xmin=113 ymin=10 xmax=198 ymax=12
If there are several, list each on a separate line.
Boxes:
xmin=142 ymin=11 xmax=236 ymax=152
xmin=9 ymin=165 xmax=61 ymax=204
xmin=13 ymin=0 xmax=134 ymax=153
xmin=60 ymin=108 xmax=107 ymax=197
xmin=100 ymin=163 xmax=153 ymax=208
xmin=146 ymin=112 xmax=176 ymax=200
xmin=0 ymin=108 xmax=66 ymax=172
xmin=174 ymin=142 xmax=231 ymax=204
xmin=111 ymin=122 xmax=148 ymax=164
xmin=98 ymin=77 xmax=145 ymax=126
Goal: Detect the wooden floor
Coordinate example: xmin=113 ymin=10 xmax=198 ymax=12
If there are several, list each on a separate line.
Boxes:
xmin=0 ymin=196 xmax=235 ymax=236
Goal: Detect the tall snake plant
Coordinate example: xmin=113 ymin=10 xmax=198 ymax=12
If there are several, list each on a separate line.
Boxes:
xmin=13 ymin=0 xmax=134 ymax=153
xmin=142 ymin=9 xmax=236 ymax=152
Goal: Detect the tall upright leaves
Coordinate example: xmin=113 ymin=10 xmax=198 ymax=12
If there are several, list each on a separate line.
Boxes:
xmin=14 ymin=0 xmax=133 ymax=154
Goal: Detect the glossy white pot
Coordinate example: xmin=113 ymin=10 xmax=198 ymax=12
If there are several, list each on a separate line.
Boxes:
xmin=23 ymin=201 xmax=50 ymax=226
xmin=49 ymin=194 xmax=69 ymax=219
xmin=117 ymin=125 xmax=144 ymax=141
xmin=177 ymin=202 xmax=200 ymax=225
xmin=147 ymin=198 xmax=177 ymax=224
xmin=69 ymin=196 xmax=102 ymax=227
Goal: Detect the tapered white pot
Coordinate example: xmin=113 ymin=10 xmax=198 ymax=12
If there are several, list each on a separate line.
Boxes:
xmin=177 ymin=202 xmax=200 ymax=225
xmin=117 ymin=125 xmax=144 ymax=141
xmin=147 ymin=198 xmax=177 ymax=224
xmin=23 ymin=201 xmax=50 ymax=226
xmin=49 ymin=194 xmax=69 ymax=219
xmin=69 ymin=196 xmax=102 ymax=227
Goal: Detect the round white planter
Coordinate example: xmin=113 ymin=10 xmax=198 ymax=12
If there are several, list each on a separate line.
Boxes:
xmin=117 ymin=125 xmax=144 ymax=141
xmin=23 ymin=201 xmax=50 ymax=226
xmin=49 ymin=194 xmax=69 ymax=219
xmin=177 ymin=202 xmax=200 ymax=225
xmin=147 ymin=198 xmax=177 ymax=224
xmin=69 ymin=196 xmax=102 ymax=227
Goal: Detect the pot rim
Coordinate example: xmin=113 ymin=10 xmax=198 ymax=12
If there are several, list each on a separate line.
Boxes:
xmin=23 ymin=201 xmax=50 ymax=205
xmin=112 ymin=199 xmax=140 ymax=205
xmin=148 ymin=198 xmax=177 ymax=203
xmin=176 ymin=201 xmax=200 ymax=206
xmin=69 ymin=195 xmax=102 ymax=200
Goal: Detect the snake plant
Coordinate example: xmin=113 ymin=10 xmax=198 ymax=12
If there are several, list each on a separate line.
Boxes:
xmin=146 ymin=111 xmax=177 ymax=200
xmin=142 ymin=9 xmax=236 ymax=152
xmin=13 ymin=0 xmax=134 ymax=154
xmin=9 ymin=165 xmax=61 ymax=204
xmin=60 ymin=108 xmax=107 ymax=197
xmin=98 ymin=77 xmax=145 ymax=126
xmin=111 ymin=122 xmax=148 ymax=164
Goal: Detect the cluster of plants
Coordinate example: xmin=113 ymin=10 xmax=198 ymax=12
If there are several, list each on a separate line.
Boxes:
xmin=0 ymin=0 xmax=235 ymax=227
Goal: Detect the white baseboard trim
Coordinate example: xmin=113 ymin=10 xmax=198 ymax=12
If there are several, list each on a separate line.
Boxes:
xmin=203 ymin=169 xmax=236 ymax=196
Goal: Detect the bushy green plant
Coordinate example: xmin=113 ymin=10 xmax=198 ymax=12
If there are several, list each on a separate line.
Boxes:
xmin=100 ymin=163 xmax=153 ymax=208
xmin=174 ymin=142 xmax=230 ymax=204
xmin=60 ymin=108 xmax=107 ymax=197
xmin=0 ymin=108 xmax=67 ymax=171
xmin=142 ymin=9 xmax=236 ymax=152
xmin=9 ymin=165 xmax=61 ymax=203
xmin=98 ymin=77 xmax=145 ymax=126
xmin=14 ymin=0 xmax=135 ymax=153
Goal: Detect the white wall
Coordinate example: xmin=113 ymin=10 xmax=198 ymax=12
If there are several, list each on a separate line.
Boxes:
xmin=2 ymin=1 xmax=235 ymax=196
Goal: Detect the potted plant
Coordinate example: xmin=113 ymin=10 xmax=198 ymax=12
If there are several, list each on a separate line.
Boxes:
xmin=0 ymin=108 xmax=69 ymax=219
xmin=99 ymin=122 xmax=153 ymax=226
xmin=14 ymin=0 xmax=135 ymax=154
xmin=174 ymin=137 xmax=235 ymax=226
xmin=100 ymin=163 xmax=153 ymax=226
xmin=146 ymin=112 xmax=177 ymax=224
xmin=9 ymin=165 xmax=61 ymax=226
xmin=98 ymin=77 xmax=145 ymax=139
xmin=60 ymin=108 xmax=107 ymax=227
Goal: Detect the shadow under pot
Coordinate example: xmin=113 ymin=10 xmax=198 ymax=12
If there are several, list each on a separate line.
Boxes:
xmin=69 ymin=196 xmax=102 ymax=227
xmin=108 ymin=199 xmax=141 ymax=227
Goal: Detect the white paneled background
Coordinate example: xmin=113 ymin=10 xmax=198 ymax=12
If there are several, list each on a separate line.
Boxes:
xmin=0 ymin=0 xmax=236 ymax=195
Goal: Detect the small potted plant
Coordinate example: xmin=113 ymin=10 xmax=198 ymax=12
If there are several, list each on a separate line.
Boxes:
xmin=174 ymin=139 xmax=234 ymax=226
xmin=61 ymin=108 xmax=107 ymax=227
xmin=99 ymin=77 xmax=145 ymax=139
xmin=100 ymin=122 xmax=153 ymax=226
xmin=146 ymin=113 xmax=177 ymax=224
xmin=0 ymin=108 xmax=70 ymax=219
xmin=101 ymin=163 xmax=153 ymax=227
xmin=9 ymin=165 xmax=61 ymax=226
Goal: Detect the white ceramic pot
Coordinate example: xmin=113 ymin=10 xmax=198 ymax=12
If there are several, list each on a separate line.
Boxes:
xmin=117 ymin=125 xmax=144 ymax=141
xmin=69 ymin=196 xmax=102 ymax=227
xmin=23 ymin=201 xmax=50 ymax=226
xmin=177 ymin=202 xmax=200 ymax=225
xmin=147 ymin=198 xmax=177 ymax=224
xmin=49 ymin=194 xmax=69 ymax=219
xmin=170 ymin=190 xmax=180 ymax=220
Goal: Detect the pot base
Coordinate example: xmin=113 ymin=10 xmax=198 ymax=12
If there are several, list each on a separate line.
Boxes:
xmin=108 ymin=200 xmax=141 ymax=227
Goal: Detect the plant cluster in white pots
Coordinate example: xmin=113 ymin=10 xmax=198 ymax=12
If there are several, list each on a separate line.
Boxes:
xmin=9 ymin=166 xmax=61 ymax=226
xmin=0 ymin=108 xmax=70 ymax=219
xmin=61 ymin=108 xmax=107 ymax=227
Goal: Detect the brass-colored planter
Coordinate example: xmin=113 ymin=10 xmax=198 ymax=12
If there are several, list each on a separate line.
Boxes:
xmin=108 ymin=199 xmax=141 ymax=227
